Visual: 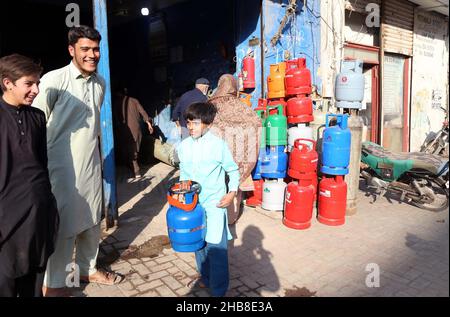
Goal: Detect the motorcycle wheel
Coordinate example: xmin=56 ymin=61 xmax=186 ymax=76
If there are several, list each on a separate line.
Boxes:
xmin=411 ymin=178 xmax=449 ymax=212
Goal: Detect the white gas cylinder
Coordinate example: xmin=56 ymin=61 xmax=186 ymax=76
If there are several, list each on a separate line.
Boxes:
xmin=288 ymin=123 xmax=313 ymax=151
xmin=262 ymin=178 xmax=287 ymax=211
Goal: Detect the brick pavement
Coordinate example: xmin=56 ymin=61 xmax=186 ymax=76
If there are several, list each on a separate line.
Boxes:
xmin=76 ymin=163 xmax=449 ymax=297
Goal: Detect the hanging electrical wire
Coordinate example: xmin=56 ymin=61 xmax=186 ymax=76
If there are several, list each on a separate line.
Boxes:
xmin=270 ymin=0 xmax=297 ymax=47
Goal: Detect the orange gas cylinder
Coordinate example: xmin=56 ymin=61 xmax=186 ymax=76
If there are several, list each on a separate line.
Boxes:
xmin=268 ymin=99 xmax=287 ymax=116
xmin=267 ymin=63 xmax=285 ymax=99
xmin=246 ymin=179 xmax=263 ymax=207
xmin=285 ymin=58 xmax=312 ymax=96
xmin=283 ymin=181 xmax=315 ymax=230
xmin=288 ymin=138 xmax=318 ymax=179
xmin=286 ymin=95 xmax=314 ymax=123
xmin=279 ymin=61 xmax=286 ymax=75
xmin=240 ymin=93 xmax=252 ymax=107
xmin=318 ymin=175 xmax=347 ymax=226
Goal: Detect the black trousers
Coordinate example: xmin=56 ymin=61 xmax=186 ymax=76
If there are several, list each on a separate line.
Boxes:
xmin=0 ymin=269 xmax=45 ymax=297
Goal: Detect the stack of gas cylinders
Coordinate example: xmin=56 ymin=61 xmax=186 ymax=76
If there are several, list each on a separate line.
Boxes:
xmin=281 ymin=58 xmax=317 ymax=229
xmin=285 ymin=58 xmax=314 ymax=152
xmin=262 ymin=60 xmax=289 ymax=212
xmin=318 ymin=114 xmax=351 ymax=226
xmin=246 ymin=58 xmax=354 ymax=230
xmin=246 ymin=102 xmax=288 ymax=211
xmin=247 ymin=58 xmax=315 ymax=215
xmin=283 ymin=138 xmax=318 ymax=229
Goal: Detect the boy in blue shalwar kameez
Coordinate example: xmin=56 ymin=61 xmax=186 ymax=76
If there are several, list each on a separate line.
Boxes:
xmin=176 ymin=102 xmax=240 ymax=297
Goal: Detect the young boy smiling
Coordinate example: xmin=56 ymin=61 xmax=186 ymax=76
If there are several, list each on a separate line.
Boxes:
xmin=176 ymin=102 xmax=240 ymax=297
xmin=0 ymin=54 xmax=59 ymax=297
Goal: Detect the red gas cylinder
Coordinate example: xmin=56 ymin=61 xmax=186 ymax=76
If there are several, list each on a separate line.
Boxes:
xmin=242 ymin=54 xmax=255 ymax=89
xmin=286 ymin=95 xmax=314 ymax=124
xmin=288 ymin=138 xmax=318 ymax=179
xmin=285 ymin=58 xmax=312 ymax=96
xmin=256 ymin=98 xmax=268 ymax=111
xmin=284 ymin=175 xmax=293 ymax=184
xmin=283 ymin=181 xmax=315 ymax=229
xmin=246 ymin=179 xmax=263 ymax=207
xmin=268 ymin=99 xmax=287 ymax=116
xmin=318 ymin=175 xmax=347 ymax=226
xmin=298 ymin=174 xmax=318 ymax=200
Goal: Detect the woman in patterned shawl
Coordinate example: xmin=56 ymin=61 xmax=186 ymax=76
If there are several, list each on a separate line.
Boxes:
xmin=209 ymin=74 xmax=262 ymax=225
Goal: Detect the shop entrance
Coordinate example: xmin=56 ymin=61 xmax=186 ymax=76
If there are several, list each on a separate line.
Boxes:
xmin=108 ymin=0 xmax=237 ymax=116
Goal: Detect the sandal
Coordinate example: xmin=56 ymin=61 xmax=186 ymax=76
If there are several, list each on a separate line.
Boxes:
xmin=80 ymin=270 xmax=124 ymax=285
xmin=42 ymin=286 xmax=73 ymax=297
xmin=186 ymin=276 xmax=207 ymax=289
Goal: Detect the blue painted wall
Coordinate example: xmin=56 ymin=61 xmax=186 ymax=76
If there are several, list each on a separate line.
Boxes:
xmin=235 ymin=0 xmax=321 ymax=108
xmin=234 ymin=0 xmax=263 ymax=108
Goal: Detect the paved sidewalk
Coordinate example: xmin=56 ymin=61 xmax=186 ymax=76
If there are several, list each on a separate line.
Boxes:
xmin=76 ymin=163 xmax=448 ymax=297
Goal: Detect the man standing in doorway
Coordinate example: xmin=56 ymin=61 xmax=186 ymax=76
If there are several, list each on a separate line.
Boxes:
xmin=33 ymin=25 xmax=122 ymax=297
xmin=171 ymin=78 xmax=209 ymax=139
xmin=112 ymin=86 xmax=153 ymax=181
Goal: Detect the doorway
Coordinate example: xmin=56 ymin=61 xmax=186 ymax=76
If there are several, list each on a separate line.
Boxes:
xmin=107 ymin=0 xmax=237 ymax=116
xmin=0 ymin=0 xmax=93 ymax=72
xmin=381 ymin=53 xmax=410 ymax=152
xmin=343 ymin=42 xmax=380 ymax=144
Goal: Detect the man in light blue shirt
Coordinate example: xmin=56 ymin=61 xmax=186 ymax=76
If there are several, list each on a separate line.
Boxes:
xmin=176 ymin=102 xmax=240 ymax=296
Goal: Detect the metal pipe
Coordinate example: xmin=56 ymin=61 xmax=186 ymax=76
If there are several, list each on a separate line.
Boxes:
xmin=260 ymin=0 xmax=265 ymax=97
xmin=93 ymin=0 xmax=118 ymax=229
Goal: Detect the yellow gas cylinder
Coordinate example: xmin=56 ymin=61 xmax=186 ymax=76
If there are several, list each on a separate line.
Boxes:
xmin=267 ymin=63 xmax=285 ymax=99
xmin=240 ymin=93 xmax=252 ymax=107
xmin=279 ymin=61 xmax=286 ymax=75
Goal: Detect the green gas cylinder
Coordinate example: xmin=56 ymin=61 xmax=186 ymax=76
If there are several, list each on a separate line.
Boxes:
xmin=265 ymin=105 xmax=287 ymax=146
xmin=256 ymin=109 xmax=266 ymax=148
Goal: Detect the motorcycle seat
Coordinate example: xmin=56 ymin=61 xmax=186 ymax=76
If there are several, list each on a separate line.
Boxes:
xmin=362 ymin=142 xmax=448 ymax=176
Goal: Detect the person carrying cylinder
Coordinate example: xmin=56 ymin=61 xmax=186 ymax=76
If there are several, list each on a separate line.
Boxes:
xmin=176 ymin=101 xmax=240 ymax=297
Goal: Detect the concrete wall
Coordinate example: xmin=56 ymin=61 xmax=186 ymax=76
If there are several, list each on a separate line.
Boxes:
xmin=344 ymin=10 xmax=378 ymax=47
xmin=410 ymin=10 xmax=449 ymax=151
xmin=320 ymin=0 xmax=345 ymax=98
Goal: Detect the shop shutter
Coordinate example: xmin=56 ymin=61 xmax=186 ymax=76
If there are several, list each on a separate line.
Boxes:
xmin=382 ymin=0 xmax=415 ymax=56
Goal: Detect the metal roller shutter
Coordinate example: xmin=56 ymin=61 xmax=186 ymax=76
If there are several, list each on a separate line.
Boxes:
xmin=382 ymin=0 xmax=415 ymax=56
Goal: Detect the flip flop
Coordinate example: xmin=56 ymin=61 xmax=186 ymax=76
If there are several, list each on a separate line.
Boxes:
xmin=42 ymin=287 xmax=74 ymax=297
xmin=186 ymin=276 xmax=207 ymax=289
xmin=80 ymin=270 xmax=124 ymax=285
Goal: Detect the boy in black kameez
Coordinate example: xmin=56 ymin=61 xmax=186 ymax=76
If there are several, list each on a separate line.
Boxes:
xmin=0 ymin=54 xmax=59 ymax=297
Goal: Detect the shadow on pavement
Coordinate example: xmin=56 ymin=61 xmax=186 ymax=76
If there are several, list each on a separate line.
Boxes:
xmin=185 ymin=225 xmax=280 ymax=297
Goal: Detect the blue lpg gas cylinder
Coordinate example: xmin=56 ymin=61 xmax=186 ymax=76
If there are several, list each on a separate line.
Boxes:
xmin=252 ymin=148 xmax=265 ymax=180
xmin=166 ymin=180 xmax=206 ymax=252
xmin=321 ymin=114 xmax=351 ymax=175
xmin=260 ymin=145 xmax=288 ymax=179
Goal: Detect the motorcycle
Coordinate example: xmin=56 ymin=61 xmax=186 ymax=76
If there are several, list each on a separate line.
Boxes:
xmin=420 ymin=106 xmax=449 ymax=157
xmin=360 ymin=141 xmax=449 ymax=212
